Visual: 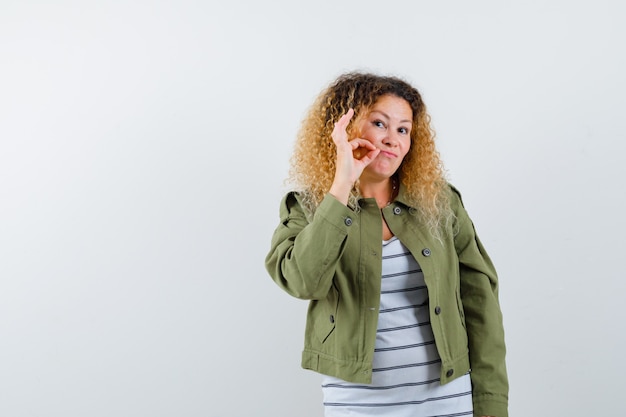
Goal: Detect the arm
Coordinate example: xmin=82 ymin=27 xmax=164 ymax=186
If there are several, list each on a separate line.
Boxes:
xmin=265 ymin=192 xmax=354 ymax=300
xmin=266 ymin=108 xmax=379 ymax=299
xmin=451 ymin=187 xmax=509 ymax=417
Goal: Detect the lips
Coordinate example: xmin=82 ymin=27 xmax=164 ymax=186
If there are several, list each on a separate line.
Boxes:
xmin=379 ymin=150 xmax=397 ymax=158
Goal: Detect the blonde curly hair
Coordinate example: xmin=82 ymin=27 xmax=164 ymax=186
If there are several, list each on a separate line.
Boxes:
xmin=289 ymin=72 xmax=453 ymax=236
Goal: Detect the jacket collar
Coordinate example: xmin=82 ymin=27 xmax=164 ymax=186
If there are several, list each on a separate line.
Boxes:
xmin=354 ymin=181 xmax=416 ymax=210
xmin=393 ymin=182 xmax=415 ymax=209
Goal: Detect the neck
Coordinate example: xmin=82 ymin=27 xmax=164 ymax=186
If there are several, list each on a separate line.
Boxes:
xmin=360 ymin=176 xmax=397 ymax=208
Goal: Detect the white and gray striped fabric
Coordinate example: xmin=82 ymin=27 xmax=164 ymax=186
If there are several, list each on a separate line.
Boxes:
xmin=321 ymin=237 xmax=473 ymax=417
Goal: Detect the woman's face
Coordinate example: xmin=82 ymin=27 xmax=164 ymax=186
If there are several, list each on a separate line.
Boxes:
xmin=356 ymin=94 xmax=413 ymax=182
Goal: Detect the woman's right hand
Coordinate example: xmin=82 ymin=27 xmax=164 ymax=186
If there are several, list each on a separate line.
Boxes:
xmin=329 ymin=109 xmax=380 ymax=205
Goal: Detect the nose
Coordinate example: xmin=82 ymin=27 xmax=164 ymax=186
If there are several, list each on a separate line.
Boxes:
xmin=382 ymin=131 xmax=400 ymax=147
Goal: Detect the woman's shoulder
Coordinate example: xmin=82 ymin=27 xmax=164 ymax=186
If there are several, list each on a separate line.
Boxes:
xmin=277 ymin=190 xmax=321 ymax=221
xmin=446 ymin=182 xmax=462 ymax=198
xmin=446 ymin=182 xmax=466 ymax=209
xmin=444 ymin=183 xmax=476 ymax=226
xmin=277 ymin=190 xmax=307 ymax=213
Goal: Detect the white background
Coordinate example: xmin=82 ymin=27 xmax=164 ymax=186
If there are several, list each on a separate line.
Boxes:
xmin=1 ymin=1 xmax=625 ymax=416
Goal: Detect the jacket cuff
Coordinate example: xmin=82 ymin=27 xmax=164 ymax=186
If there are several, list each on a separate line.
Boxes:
xmin=314 ymin=193 xmax=356 ymax=231
xmin=473 ymin=393 xmax=508 ymax=417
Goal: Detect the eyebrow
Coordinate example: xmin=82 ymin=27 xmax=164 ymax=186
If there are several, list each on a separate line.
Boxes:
xmin=370 ymin=110 xmax=412 ymax=124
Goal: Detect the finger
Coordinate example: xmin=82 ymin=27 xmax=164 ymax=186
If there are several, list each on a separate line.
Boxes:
xmin=359 ymin=148 xmax=381 ymax=165
xmin=353 ymin=147 xmax=380 ymax=161
xmin=349 ymin=138 xmax=377 ymax=151
xmin=331 ymin=109 xmax=355 ymax=143
xmin=336 ymin=108 xmax=354 ymax=128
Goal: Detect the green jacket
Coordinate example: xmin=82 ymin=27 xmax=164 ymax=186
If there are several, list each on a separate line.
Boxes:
xmin=265 ymin=184 xmax=508 ymax=417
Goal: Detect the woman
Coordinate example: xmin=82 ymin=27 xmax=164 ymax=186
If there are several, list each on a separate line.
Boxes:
xmin=265 ymin=72 xmax=508 ymax=417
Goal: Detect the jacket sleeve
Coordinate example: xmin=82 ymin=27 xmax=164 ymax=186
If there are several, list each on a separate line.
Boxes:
xmin=451 ymin=186 xmax=509 ymax=417
xmin=265 ymin=192 xmax=354 ymax=300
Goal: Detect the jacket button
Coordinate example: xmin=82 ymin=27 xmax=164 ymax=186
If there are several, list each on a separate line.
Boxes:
xmin=344 ymin=217 xmax=352 ymax=226
xmin=446 ymin=369 xmax=454 ymax=377
xmin=422 ymin=248 xmax=431 ymax=257
xmin=393 ymin=206 xmax=402 ymax=215
xmin=434 ymin=306 xmax=441 ymax=315
xmin=329 ymin=315 xmax=335 ymax=323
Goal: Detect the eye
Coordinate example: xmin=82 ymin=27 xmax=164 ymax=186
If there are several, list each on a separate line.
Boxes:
xmin=373 ymin=120 xmax=386 ymax=129
xmin=398 ymin=127 xmax=409 ymax=135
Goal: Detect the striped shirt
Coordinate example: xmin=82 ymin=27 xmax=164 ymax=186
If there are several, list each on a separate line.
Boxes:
xmin=321 ymin=237 xmax=473 ymax=417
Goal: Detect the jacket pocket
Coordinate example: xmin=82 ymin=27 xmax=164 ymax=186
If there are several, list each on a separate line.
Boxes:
xmin=312 ymin=284 xmax=339 ymax=344
xmin=455 ymin=289 xmax=467 ymax=331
